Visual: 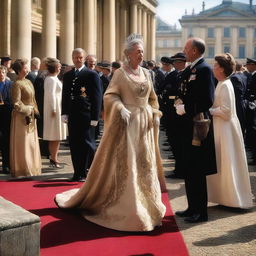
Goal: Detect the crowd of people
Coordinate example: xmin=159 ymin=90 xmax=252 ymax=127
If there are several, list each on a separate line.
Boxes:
xmin=0 ymin=34 xmax=254 ymax=231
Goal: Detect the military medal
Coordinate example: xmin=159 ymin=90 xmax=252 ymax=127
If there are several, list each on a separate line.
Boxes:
xmin=80 ymin=87 xmax=87 ymax=97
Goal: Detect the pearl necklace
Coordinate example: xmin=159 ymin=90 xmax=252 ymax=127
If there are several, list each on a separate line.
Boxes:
xmin=127 ymin=65 xmax=141 ymax=76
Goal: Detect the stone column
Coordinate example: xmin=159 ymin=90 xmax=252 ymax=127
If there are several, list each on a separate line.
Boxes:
xmin=231 ymin=26 xmax=238 ymax=58
xmin=137 ymin=6 xmax=142 ymax=34
xmin=119 ymin=4 xmax=128 ymax=60
xmin=83 ymin=0 xmax=96 ymax=54
xmin=116 ymin=1 xmax=120 ymax=59
xmin=150 ymin=14 xmax=156 ymax=60
xmin=60 ymin=0 xmax=74 ymax=64
xmin=42 ymin=0 xmax=56 ymax=58
xmin=246 ymin=26 xmax=254 ymax=57
xmin=103 ymin=0 xmax=116 ymax=61
xmin=215 ymin=27 xmax=222 ymax=54
xmin=142 ymin=8 xmax=147 ymax=58
xmin=0 ymin=0 xmax=11 ymax=57
xmin=11 ymin=0 xmax=32 ymax=60
xmin=130 ymin=2 xmax=137 ymax=33
xmin=97 ymin=0 xmax=103 ymax=59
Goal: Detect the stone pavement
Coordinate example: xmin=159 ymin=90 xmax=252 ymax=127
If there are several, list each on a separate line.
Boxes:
xmin=0 ymin=130 xmax=255 ymax=256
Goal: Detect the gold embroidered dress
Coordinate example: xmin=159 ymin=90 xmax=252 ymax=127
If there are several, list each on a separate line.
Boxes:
xmin=10 ymin=78 xmax=41 ymax=177
xmin=55 ymin=67 xmax=166 ymax=231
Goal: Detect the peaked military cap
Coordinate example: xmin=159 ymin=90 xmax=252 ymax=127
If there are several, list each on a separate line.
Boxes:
xmin=0 ymin=56 xmax=12 ymax=65
xmin=246 ymin=58 xmax=256 ymax=65
xmin=160 ymin=56 xmax=172 ymax=65
xmin=100 ymin=61 xmax=111 ymax=70
xmin=170 ymin=52 xmax=186 ymax=62
xmin=111 ymin=61 xmax=121 ymax=69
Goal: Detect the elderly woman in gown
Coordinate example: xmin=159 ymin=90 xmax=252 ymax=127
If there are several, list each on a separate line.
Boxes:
xmin=207 ymin=53 xmax=253 ymax=209
xmin=55 ymin=34 xmax=166 ymax=232
xmin=10 ymin=58 xmax=41 ymax=177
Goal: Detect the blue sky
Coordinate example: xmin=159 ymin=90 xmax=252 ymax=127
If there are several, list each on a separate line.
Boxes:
xmin=157 ymin=0 xmax=250 ymax=27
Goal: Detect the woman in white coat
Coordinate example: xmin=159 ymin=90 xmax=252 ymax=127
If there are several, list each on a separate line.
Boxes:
xmin=43 ymin=58 xmax=66 ymax=167
xmin=207 ymin=53 xmax=253 ymax=209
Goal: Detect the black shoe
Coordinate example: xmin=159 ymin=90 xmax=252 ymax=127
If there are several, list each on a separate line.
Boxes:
xmin=77 ymin=177 xmax=86 ymax=182
xmin=248 ymin=160 xmax=256 ymax=165
xmin=2 ymin=166 xmax=10 ymax=174
xmin=165 ymin=173 xmax=181 ymax=179
xmin=175 ymin=210 xmax=193 ymax=218
xmin=184 ymin=214 xmax=208 ymax=223
xmin=69 ymin=175 xmax=86 ymax=182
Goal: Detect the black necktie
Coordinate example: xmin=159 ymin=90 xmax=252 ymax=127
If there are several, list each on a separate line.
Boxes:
xmin=75 ymin=69 xmax=79 ymax=76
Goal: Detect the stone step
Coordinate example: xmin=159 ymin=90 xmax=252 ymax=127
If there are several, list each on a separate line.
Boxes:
xmin=0 ymin=196 xmax=40 ymax=256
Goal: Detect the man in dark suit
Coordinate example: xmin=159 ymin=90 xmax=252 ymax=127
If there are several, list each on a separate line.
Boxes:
xmin=99 ymin=61 xmax=111 ymax=93
xmin=230 ymin=61 xmax=248 ymax=138
xmin=244 ymin=58 xmax=256 ymax=164
xmin=174 ymin=38 xmax=216 ymax=223
xmin=62 ymin=48 xmax=103 ymax=181
xmin=26 ymin=57 xmax=41 ymax=84
xmin=164 ymin=52 xmax=187 ymax=178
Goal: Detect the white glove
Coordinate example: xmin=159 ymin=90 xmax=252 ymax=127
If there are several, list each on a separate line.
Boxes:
xmin=28 ymin=105 xmax=34 ymax=115
xmin=209 ymin=107 xmax=221 ymax=116
xmin=120 ymin=107 xmax=131 ymax=125
xmin=90 ymin=120 xmax=98 ymax=126
xmin=153 ymin=115 xmax=160 ymax=126
xmin=176 ymin=104 xmax=185 ymax=115
xmin=61 ymin=115 xmax=69 ymax=123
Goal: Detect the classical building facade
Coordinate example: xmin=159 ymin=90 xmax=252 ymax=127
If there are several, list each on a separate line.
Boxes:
xmin=156 ymin=0 xmax=256 ymax=64
xmin=180 ymin=0 xmax=256 ymax=64
xmin=0 ymin=0 xmax=158 ymax=64
xmin=155 ymin=17 xmax=182 ymax=62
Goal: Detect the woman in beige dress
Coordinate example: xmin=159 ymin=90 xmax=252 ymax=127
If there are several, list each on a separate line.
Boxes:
xmin=207 ymin=53 xmax=253 ymax=209
xmin=55 ymin=34 xmax=166 ymax=232
xmin=43 ymin=58 xmax=66 ymax=168
xmin=10 ymin=58 xmax=41 ymax=177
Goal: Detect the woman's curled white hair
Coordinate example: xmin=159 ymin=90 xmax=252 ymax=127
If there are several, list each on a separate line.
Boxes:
xmin=124 ymin=33 xmax=144 ymax=52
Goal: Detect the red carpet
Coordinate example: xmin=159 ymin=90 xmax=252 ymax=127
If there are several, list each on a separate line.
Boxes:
xmin=0 ymin=180 xmax=188 ymax=256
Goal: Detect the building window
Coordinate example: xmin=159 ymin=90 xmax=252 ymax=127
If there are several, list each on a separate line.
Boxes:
xmin=188 ymin=27 xmax=193 ymax=38
xmin=254 ymin=47 xmax=256 ymax=58
xmin=174 ymin=39 xmax=179 ymax=47
xmin=224 ymin=45 xmax=230 ymax=53
xmin=208 ymin=46 xmax=215 ymax=58
xmin=163 ymin=40 xmax=168 ymax=48
xmin=223 ymin=27 xmax=230 ymax=38
xmin=208 ymin=28 xmax=214 ymax=38
xmin=239 ymin=45 xmax=245 ymax=58
xmin=254 ymin=28 xmax=256 ymax=38
xmin=239 ymin=27 xmax=246 ymax=38
xmin=156 ymin=40 xmax=162 ymax=48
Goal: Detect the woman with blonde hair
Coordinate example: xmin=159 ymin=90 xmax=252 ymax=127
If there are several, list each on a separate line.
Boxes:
xmin=55 ymin=34 xmax=166 ymax=232
xmin=43 ymin=57 xmax=66 ymax=168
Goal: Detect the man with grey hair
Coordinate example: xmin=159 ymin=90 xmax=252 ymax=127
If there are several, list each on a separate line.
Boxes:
xmin=26 ymin=57 xmax=41 ymax=84
xmin=62 ymin=48 xmax=103 ymax=181
xmin=174 ymin=37 xmax=216 ymax=223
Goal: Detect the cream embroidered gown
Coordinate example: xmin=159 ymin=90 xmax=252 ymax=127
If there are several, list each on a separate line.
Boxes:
xmin=207 ymin=79 xmax=253 ymax=209
xmin=10 ymin=79 xmax=41 ymax=177
xmin=55 ymin=67 xmax=166 ymax=231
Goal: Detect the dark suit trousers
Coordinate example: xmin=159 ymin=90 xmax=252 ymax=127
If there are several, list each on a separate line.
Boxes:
xmin=184 ymin=146 xmax=208 ymax=216
xmin=68 ymin=118 xmax=96 ymax=178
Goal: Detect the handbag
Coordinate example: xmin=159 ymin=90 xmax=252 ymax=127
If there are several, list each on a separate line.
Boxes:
xmin=192 ymin=112 xmax=211 ymax=146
